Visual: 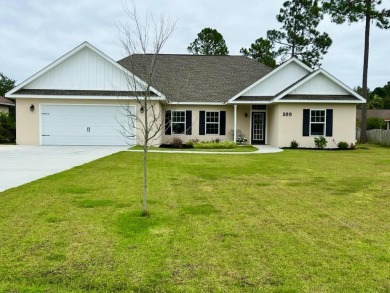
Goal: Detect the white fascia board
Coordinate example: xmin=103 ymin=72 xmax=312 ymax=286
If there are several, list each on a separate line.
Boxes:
xmin=274 ymin=68 xmax=366 ymax=102
xmin=166 ymin=102 xmax=225 ymax=105
xmin=227 ymin=57 xmax=313 ymax=103
xmin=228 ymin=101 xmax=271 ymax=105
xmin=5 ymin=41 xmax=164 ymax=99
xmin=276 ymin=100 xmax=364 ymax=104
xmin=9 ymin=94 xmax=165 ymax=100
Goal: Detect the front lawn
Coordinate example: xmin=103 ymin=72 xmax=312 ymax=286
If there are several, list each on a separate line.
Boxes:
xmin=0 ymin=145 xmax=389 ymax=292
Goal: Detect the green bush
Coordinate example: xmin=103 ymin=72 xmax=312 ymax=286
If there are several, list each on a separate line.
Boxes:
xmin=337 ymin=141 xmax=349 ymax=150
xmin=185 ymin=139 xmax=199 ymax=148
xmin=193 ymin=140 xmax=237 ymax=149
xmin=0 ymin=112 xmax=16 ymax=143
xmin=290 ymin=140 xmax=299 ymax=149
xmin=314 ymin=136 xmax=327 ymax=149
xmin=367 ymin=117 xmax=386 ymax=130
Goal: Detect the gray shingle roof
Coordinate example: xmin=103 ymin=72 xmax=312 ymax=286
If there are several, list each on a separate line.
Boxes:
xmin=0 ymin=97 xmax=15 ymax=106
xmin=117 ymin=54 xmax=273 ymax=103
xmin=235 ymin=96 xmax=274 ymax=102
xmin=356 ymin=109 xmax=390 ymax=120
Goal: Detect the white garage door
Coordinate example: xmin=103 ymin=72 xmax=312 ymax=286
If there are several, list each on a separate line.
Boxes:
xmin=41 ymin=105 xmax=135 ymax=146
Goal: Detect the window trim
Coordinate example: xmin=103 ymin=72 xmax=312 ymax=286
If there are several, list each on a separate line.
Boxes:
xmin=309 ymin=109 xmax=326 ymax=136
xmin=171 ymin=110 xmax=186 ymax=134
xmin=205 ymin=111 xmax=220 ymax=135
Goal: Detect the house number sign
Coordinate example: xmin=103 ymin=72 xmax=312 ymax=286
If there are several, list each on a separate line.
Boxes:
xmin=283 ymin=112 xmax=292 ymax=117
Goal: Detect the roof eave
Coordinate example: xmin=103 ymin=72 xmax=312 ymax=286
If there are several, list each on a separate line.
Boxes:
xmin=8 ymin=94 xmax=166 ymax=100
xmin=276 ymin=99 xmax=364 ymax=104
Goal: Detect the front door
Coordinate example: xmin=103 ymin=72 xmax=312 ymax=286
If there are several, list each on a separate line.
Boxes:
xmin=251 ymin=112 xmax=266 ymax=144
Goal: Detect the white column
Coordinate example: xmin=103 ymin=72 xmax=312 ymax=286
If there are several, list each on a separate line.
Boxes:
xmin=233 ymin=104 xmax=237 ymax=142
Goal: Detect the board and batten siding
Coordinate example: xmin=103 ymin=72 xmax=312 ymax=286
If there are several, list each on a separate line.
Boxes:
xmin=24 ymin=47 xmax=139 ymax=91
xmin=289 ymin=73 xmax=349 ymax=95
xmin=242 ymin=61 xmax=309 ymax=97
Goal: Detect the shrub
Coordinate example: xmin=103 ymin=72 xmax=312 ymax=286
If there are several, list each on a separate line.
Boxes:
xmin=337 ymin=141 xmax=349 ymax=150
xmin=171 ymin=137 xmax=183 ymax=148
xmin=185 ymin=139 xmax=199 ymax=148
xmin=193 ymin=140 xmax=237 ymax=149
xmin=349 ymin=143 xmax=356 ymax=150
xmin=367 ymin=117 xmax=386 ymax=130
xmin=0 ymin=112 xmax=16 ymax=143
xmin=290 ymin=140 xmax=299 ymax=149
xmin=314 ymin=136 xmax=327 ymax=149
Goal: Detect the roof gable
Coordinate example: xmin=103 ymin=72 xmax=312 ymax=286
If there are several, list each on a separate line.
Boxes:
xmin=6 ymin=42 xmax=163 ymax=98
xmin=229 ymin=57 xmax=312 ymax=103
xmin=275 ymin=69 xmax=365 ymax=103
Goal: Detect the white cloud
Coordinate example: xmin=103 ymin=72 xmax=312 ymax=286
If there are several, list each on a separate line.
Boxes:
xmin=1 ymin=0 xmax=389 ymax=90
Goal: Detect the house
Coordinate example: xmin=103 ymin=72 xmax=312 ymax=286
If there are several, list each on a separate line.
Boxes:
xmin=0 ymin=97 xmax=15 ymax=114
xmin=6 ymin=41 xmax=365 ymax=147
xmin=356 ymin=109 xmax=390 ymax=130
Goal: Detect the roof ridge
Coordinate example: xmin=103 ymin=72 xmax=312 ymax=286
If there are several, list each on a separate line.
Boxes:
xmin=127 ymin=53 xmax=248 ymax=57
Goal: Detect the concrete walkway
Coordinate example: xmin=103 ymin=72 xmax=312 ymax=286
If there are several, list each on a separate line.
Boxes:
xmin=0 ymin=145 xmax=127 ymax=192
xmin=126 ymin=145 xmax=283 ymax=154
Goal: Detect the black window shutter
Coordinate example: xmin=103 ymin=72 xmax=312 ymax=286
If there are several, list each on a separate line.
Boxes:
xmin=326 ymin=109 xmax=333 ymax=137
xmin=219 ymin=111 xmax=226 ymax=135
xmin=303 ymin=109 xmax=310 ymax=136
xmin=199 ymin=111 xmax=205 ymax=135
xmin=186 ymin=110 xmax=192 ymax=135
xmin=165 ymin=110 xmax=171 ymax=135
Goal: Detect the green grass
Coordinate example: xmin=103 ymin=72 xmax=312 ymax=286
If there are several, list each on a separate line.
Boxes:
xmin=0 ymin=144 xmax=389 ymax=292
xmin=130 ymin=144 xmax=258 ymax=152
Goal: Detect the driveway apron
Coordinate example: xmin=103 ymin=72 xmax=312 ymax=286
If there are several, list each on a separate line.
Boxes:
xmin=0 ymin=145 xmax=127 ymax=192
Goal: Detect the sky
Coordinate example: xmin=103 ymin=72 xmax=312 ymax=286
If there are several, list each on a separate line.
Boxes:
xmin=1 ymin=0 xmax=389 ymax=90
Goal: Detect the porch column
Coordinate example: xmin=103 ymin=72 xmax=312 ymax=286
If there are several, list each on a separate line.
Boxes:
xmin=233 ymin=104 xmax=237 ymax=142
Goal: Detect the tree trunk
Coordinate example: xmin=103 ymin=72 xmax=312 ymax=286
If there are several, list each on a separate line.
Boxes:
xmin=142 ymin=142 xmax=148 ymax=215
xmin=142 ymin=100 xmax=148 ymax=216
xmin=360 ymin=0 xmax=371 ymax=143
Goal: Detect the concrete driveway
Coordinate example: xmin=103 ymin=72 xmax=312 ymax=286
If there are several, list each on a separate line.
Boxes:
xmin=0 ymin=145 xmax=128 ymax=192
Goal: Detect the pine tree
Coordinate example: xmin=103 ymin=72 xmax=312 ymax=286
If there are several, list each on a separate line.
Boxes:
xmin=322 ymin=0 xmax=390 ymax=143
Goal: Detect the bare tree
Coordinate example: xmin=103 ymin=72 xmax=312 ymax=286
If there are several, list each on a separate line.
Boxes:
xmin=118 ymin=2 xmax=176 ymax=216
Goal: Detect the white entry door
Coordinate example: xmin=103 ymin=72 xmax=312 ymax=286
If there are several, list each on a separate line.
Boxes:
xmin=41 ymin=105 xmax=135 ymax=145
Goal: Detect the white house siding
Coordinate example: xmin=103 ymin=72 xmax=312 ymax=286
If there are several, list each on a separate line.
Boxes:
xmin=289 ymin=73 xmax=350 ymax=95
xmin=24 ymin=47 xmax=141 ymax=91
xmin=275 ymin=103 xmax=356 ymax=148
xmin=243 ymin=62 xmax=309 ymax=97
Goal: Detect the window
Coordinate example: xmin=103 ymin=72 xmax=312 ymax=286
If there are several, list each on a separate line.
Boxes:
xmin=206 ymin=111 xmax=219 ymax=134
xmin=171 ymin=111 xmax=186 ymax=134
xmin=310 ymin=110 xmax=326 ymax=136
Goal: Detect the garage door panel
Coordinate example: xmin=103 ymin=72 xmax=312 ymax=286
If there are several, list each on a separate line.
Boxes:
xmin=41 ymin=105 xmax=135 ymax=146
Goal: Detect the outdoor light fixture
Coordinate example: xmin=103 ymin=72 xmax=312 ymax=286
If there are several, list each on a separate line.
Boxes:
xmin=140 ymin=106 xmax=145 ymax=113
xmin=245 ymin=113 xmax=248 ymax=118
xmin=30 ymin=104 xmax=35 ymax=112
